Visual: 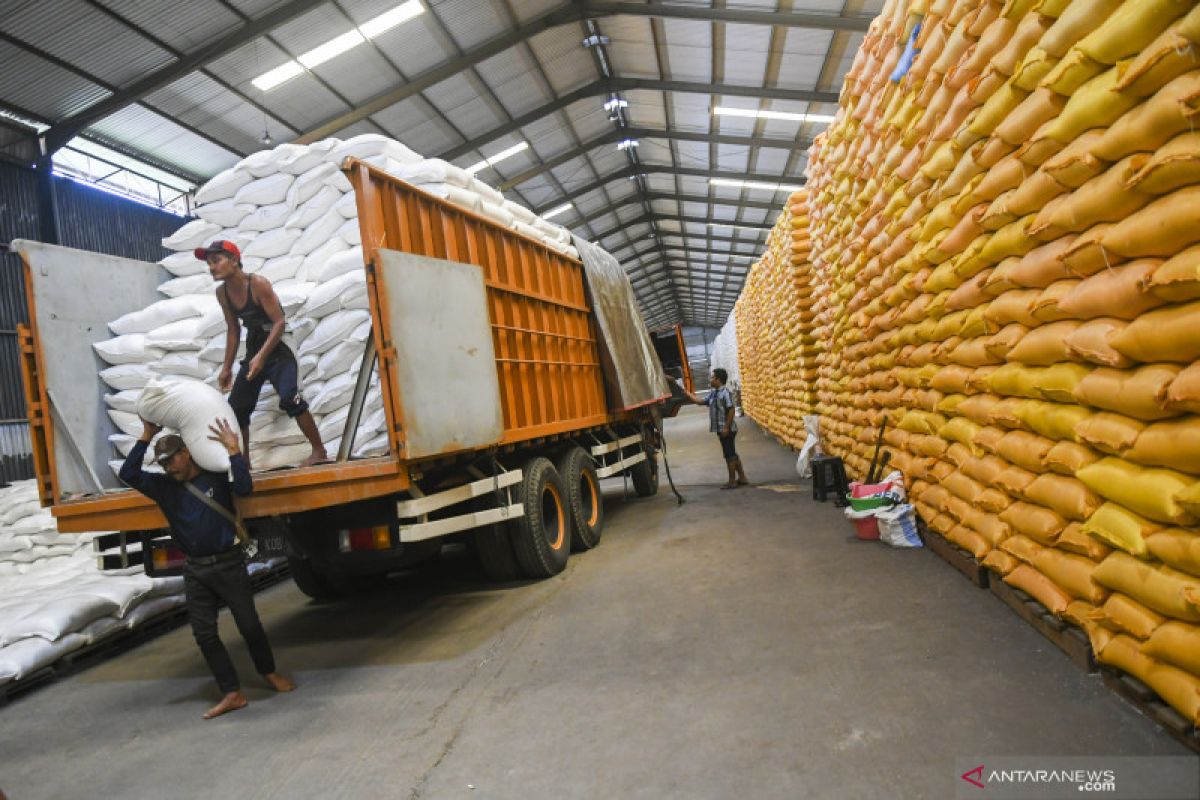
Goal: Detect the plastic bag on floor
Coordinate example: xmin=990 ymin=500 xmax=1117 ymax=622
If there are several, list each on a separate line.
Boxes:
xmin=796 ymin=414 xmax=822 ymax=478
xmin=876 ymin=504 xmax=924 ymax=548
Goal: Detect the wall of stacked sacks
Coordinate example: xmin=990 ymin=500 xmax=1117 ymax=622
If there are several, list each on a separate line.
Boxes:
xmin=729 ymin=192 xmax=820 ymax=449
xmin=727 ymin=0 xmax=1200 ymax=725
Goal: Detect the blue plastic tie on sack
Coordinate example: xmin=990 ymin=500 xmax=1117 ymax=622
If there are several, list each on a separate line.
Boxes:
xmin=890 ymin=22 xmax=922 ymax=83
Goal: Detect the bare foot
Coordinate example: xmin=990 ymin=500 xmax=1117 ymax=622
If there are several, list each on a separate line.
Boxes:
xmin=264 ymin=672 xmax=295 ymax=692
xmin=720 ymin=482 xmax=738 ymax=490
xmin=203 ymin=690 xmax=248 ymax=719
xmin=301 ymin=450 xmax=329 ymax=467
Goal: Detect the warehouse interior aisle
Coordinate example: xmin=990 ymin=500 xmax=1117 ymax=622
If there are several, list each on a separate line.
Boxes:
xmin=0 ymin=406 xmax=1188 ymax=799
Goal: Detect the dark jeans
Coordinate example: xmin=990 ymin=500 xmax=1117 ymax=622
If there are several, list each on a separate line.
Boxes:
xmin=228 ymin=345 xmax=308 ymax=429
xmin=718 ymin=430 xmax=738 ymax=461
xmin=183 ymin=552 xmax=276 ymax=693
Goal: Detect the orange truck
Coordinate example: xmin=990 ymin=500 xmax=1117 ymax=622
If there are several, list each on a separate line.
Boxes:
xmin=12 ymin=160 xmax=674 ymax=598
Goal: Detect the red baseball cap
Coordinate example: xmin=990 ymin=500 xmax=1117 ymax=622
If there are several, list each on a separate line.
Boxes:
xmin=193 ymin=239 xmax=241 ymax=261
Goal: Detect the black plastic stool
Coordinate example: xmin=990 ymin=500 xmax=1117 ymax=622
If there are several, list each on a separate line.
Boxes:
xmin=812 ymin=455 xmax=849 ymax=506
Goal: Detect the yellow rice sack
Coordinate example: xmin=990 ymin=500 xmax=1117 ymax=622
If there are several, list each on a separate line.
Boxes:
xmin=1032 ymin=362 xmax=1091 ymax=402
xmin=1033 ymin=547 xmax=1109 ymax=604
xmin=1145 ymin=528 xmax=1200 ymax=577
xmin=1075 ymin=0 xmax=1196 ymax=66
xmin=1042 ymin=68 xmax=1140 ymax=144
xmin=1092 ymin=552 xmax=1200 ymax=621
xmin=1006 ymin=320 xmax=1080 ymax=365
xmin=1004 ymin=563 xmax=1071 ymax=614
xmin=1063 ymin=318 xmax=1134 ymax=367
xmin=1125 ymin=418 xmax=1200 ymax=474
xmin=1057 ymin=521 xmax=1113 ymax=561
xmin=1101 ymin=185 xmax=1200 ymax=258
xmin=1081 ymin=502 xmax=1162 ymax=557
xmin=1109 ymin=299 xmax=1200 ymax=363
xmin=1073 ymin=411 xmax=1146 ymax=454
xmin=1165 ymin=362 xmax=1200 ymax=414
xmin=996 ymin=429 xmax=1055 ymax=472
xmin=1024 ymin=473 xmax=1102 ymax=522
xmin=1015 ymin=399 xmax=1090 ymax=442
xmin=1096 ymin=635 xmax=1200 ymax=725
xmin=1042 ymin=129 xmax=1107 ymax=187
xmin=1037 ymin=0 xmax=1124 ymax=59
xmin=982 ymin=549 xmax=1020 ymax=575
xmin=1089 ymin=70 xmax=1200 ymax=162
xmin=1095 ymin=593 xmax=1167 ymax=639
xmin=946 ymin=524 xmax=991 ymax=558
xmin=1076 ymin=457 xmax=1197 ymax=525
xmin=1043 ymin=440 xmax=1101 ymax=475
xmin=1143 ymin=621 xmax=1200 ymax=677
xmin=1055 ymin=258 xmax=1165 ymax=320
xmin=1126 ymin=132 xmax=1200 ymax=196
xmin=1072 ymin=364 xmax=1182 ymax=421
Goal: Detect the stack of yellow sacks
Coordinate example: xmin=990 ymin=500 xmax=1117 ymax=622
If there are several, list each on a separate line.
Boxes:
xmin=734 ymin=192 xmax=819 ymax=448
xmin=728 ymin=0 xmax=1200 ymax=725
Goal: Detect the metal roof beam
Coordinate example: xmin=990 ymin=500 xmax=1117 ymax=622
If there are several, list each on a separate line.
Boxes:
xmin=497 ymin=127 xmax=805 ymax=190
xmin=593 ymin=213 xmax=773 ymax=245
xmin=581 ymin=1 xmax=873 ymax=31
xmin=439 ymin=78 xmax=836 ymax=162
xmin=44 ymin=0 xmax=328 ymax=153
xmin=567 ymin=191 xmax=777 ymax=229
xmin=533 ymin=165 xmax=803 ymax=213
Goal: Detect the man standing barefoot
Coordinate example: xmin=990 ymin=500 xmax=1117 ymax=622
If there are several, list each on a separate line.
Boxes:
xmin=120 ymin=416 xmax=295 ymax=719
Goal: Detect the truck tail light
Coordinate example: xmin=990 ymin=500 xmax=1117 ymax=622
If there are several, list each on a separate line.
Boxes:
xmin=338 ymin=525 xmax=392 ymax=553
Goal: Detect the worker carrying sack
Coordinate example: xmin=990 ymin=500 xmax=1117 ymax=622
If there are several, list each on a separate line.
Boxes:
xmin=182 ymin=482 xmax=257 ymax=559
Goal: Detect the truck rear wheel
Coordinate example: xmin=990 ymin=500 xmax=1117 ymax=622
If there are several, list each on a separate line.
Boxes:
xmin=558 ymin=446 xmax=604 ymax=551
xmin=288 ymin=556 xmax=343 ymax=602
xmin=508 ymin=457 xmax=572 ymax=578
xmin=630 ymin=444 xmax=659 ymax=497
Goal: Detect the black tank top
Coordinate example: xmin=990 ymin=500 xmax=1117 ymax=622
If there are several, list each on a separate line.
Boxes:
xmin=231 ymin=278 xmax=274 ymax=358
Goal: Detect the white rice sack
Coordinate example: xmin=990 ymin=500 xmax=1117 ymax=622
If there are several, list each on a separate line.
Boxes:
xmin=284 ymin=184 xmax=341 ymax=229
xmin=145 ymin=308 xmax=224 ymax=350
xmin=196 ymin=198 xmax=255 ymax=228
xmin=121 ymin=595 xmax=185 ymax=629
xmin=334 ymin=191 xmax=358 ymax=218
xmin=341 ymin=276 xmax=369 ymax=311
xmin=198 ymin=333 xmax=234 ymax=363
xmin=317 ymin=406 xmax=349 ymax=442
xmin=150 ymin=352 xmax=213 ymax=380
xmin=194 ymin=167 xmax=252 ymax=206
xmin=290 ymin=208 xmax=345 ymax=257
xmin=233 ymin=172 xmax=294 ymax=206
xmin=239 ymin=202 xmax=292 ymax=232
xmin=277 ymin=141 xmax=333 ymax=175
xmin=353 ymin=432 xmax=390 ymax=458
xmin=92 ymin=334 xmax=163 ymax=366
xmin=249 ymin=409 xmax=283 ymax=435
xmin=504 ymin=199 xmax=537 ymax=225
xmin=78 ymin=615 xmax=124 ymax=645
xmin=107 ymin=410 xmax=143 ymax=437
xmin=162 ymin=219 xmax=221 ymax=251
xmin=300 ymin=237 xmax=352 ymax=282
xmin=316 ymin=339 xmax=368 ymax=379
xmin=533 ymin=217 xmax=566 ymax=240
xmin=419 ymin=182 xmax=482 ymax=211
xmin=328 ymin=134 xmax=422 ymax=166
xmin=256 ymin=255 xmax=303 ymax=283
xmin=109 ymin=294 xmax=214 ymax=335
xmin=243 ymin=228 xmax=302 ymax=259
xmin=512 ymin=220 xmax=541 ymax=242
xmin=286 ymin=162 xmax=338 ymax=208
xmin=0 ymin=633 xmax=86 ymax=681
xmin=108 ymin=433 xmax=139 ymax=458
xmin=249 ymin=443 xmax=313 ymax=471
xmin=299 ymin=353 xmax=319 ymax=384
xmin=354 ymin=319 xmax=373 ymax=341
xmin=104 ymin=389 xmax=141 ymax=414
xmin=75 ymin=575 xmax=155 ymax=617
xmin=470 ymin=178 xmax=504 ymax=206
xmin=301 ymin=269 xmax=364 ymax=319
xmin=478 ymin=202 xmax=516 ymax=228
xmin=136 ymin=378 xmax=239 ymax=472
xmin=255 ymin=415 xmax=307 ymax=446
xmin=309 ymin=372 xmax=358 ymax=415
xmin=310 ymin=245 xmax=363 ymax=284
xmin=0 ymin=594 xmax=119 ymax=645
xmin=326 ymin=168 xmax=352 ymax=193
xmin=242 ymin=256 xmax=265 ymax=272
xmin=158 ymin=273 xmax=215 ymax=298
xmin=159 ymin=251 xmax=206 ymax=278
xmin=288 ymin=316 xmax=317 ymax=344
xmin=337 ymin=218 xmax=361 ymax=246
xmin=395 ymin=158 xmax=471 ymax=188
xmin=275 ymin=282 xmax=313 ymax=316
xmin=239 ymin=148 xmax=282 ymax=178
xmin=299 ymin=309 xmax=370 ymax=357
xmin=99 ymin=364 xmax=155 ymax=392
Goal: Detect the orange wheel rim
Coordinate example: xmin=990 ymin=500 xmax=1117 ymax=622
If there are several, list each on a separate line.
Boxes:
xmin=543 ymin=483 xmax=565 ymax=550
xmin=583 ymin=470 xmax=600 ymax=527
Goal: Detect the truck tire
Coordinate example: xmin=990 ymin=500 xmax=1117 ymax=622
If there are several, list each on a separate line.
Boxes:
xmin=288 ymin=556 xmax=343 ymax=602
xmin=473 ymin=494 xmax=523 ymax=582
xmin=508 ymin=457 xmax=572 ymax=578
xmin=557 ymin=446 xmax=604 ymax=551
xmin=630 ymin=445 xmax=659 ymax=497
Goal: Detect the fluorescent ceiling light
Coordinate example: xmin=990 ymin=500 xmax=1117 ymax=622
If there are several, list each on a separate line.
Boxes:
xmin=709 ymin=177 xmax=803 ymax=193
xmin=541 ymin=202 xmax=573 ymax=220
xmin=603 ymin=98 xmax=628 ymax=112
xmin=617 ymin=139 xmax=639 ymax=151
xmin=252 ymin=1 xmax=425 ymax=91
xmin=465 ymin=141 xmax=530 ymax=174
xmin=713 ymin=106 xmax=837 ymax=124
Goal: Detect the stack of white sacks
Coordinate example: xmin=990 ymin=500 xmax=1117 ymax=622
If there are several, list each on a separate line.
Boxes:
xmin=94 ymin=134 xmax=578 ymax=474
xmin=0 ymin=480 xmax=187 ymax=685
xmin=710 ymin=314 xmax=741 ymax=388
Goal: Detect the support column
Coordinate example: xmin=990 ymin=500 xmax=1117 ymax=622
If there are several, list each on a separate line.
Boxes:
xmin=34 ymin=151 xmax=60 ymax=245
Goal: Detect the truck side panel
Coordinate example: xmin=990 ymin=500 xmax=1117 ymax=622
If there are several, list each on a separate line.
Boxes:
xmin=348 ymin=161 xmax=611 ymax=456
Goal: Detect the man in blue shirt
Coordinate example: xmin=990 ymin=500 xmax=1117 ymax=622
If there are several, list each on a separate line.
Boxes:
xmin=120 ymin=417 xmax=294 ymax=719
xmin=679 ymin=368 xmax=749 ymax=489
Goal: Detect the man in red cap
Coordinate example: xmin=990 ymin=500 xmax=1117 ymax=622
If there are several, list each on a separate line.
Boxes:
xmin=196 ymin=240 xmax=328 ymax=467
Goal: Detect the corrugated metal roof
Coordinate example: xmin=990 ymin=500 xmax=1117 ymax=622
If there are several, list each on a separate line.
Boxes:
xmin=0 ymin=39 xmax=112 ymax=119
xmin=430 ymin=0 xmax=505 ymax=51
xmin=96 ymin=0 xmax=245 ymax=54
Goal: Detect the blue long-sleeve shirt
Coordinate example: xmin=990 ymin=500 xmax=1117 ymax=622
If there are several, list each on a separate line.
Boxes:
xmin=119 ymin=439 xmax=253 ymax=556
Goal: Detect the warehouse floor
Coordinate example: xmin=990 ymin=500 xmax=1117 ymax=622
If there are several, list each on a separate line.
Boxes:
xmin=0 ymin=406 xmax=1190 ymax=799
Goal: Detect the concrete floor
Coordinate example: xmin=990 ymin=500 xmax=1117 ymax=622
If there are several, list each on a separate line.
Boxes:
xmin=0 ymin=406 xmax=1192 ymax=799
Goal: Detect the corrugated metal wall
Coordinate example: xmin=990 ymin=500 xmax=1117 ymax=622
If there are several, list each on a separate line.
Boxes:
xmin=0 ymin=161 xmax=184 ymax=483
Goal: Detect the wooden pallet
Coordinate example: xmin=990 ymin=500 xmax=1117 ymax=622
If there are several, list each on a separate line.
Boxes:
xmin=989 ymin=578 xmax=1096 ymax=673
xmin=1101 ymin=667 xmax=1200 ymax=755
xmin=919 ymin=525 xmax=989 ymax=588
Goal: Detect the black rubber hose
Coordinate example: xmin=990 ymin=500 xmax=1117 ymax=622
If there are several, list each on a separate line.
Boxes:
xmin=655 ymin=419 xmax=685 ymax=506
